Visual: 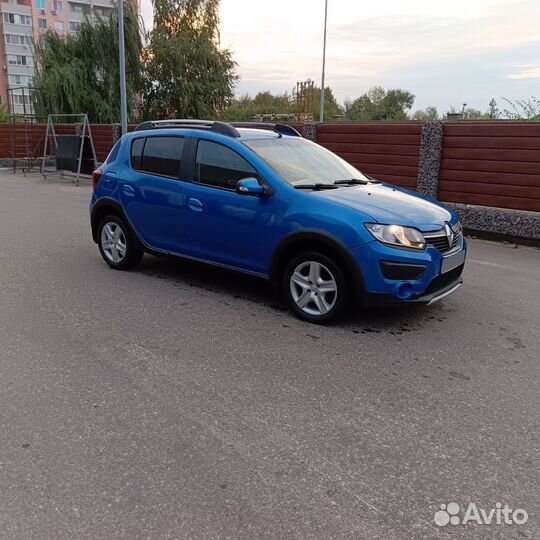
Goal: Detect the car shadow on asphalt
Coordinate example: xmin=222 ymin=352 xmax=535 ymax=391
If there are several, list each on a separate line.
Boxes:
xmin=136 ymin=254 xmax=450 ymax=334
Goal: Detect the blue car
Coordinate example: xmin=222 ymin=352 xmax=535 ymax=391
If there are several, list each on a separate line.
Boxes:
xmin=90 ymin=120 xmax=466 ymax=323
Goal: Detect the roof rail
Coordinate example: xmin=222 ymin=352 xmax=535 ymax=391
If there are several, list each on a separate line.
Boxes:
xmin=230 ymin=122 xmax=301 ymax=137
xmin=133 ymin=120 xmax=302 ymax=138
xmin=134 ymin=119 xmax=241 ymax=138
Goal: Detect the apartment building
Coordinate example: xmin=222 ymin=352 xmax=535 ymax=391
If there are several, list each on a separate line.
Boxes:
xmin=0 ymin=0 xmax=134 ymax=115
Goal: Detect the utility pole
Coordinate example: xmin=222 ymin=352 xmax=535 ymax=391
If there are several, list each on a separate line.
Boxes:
xmin=319 ymin=0 xmax=328 ymax=123
xmin=118 ymin=0 xmax=128 ymax=135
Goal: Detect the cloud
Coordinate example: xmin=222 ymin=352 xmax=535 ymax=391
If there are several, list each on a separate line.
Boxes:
xmin=233 ymin=2 xmax=539 ymax=109
xmin=509 ymin=65 xmax=540 ymax=79
xmin=327 ymin=4 xmax=540 ymax=70
xmin=138 ymin=0 xmax=540 ymax=111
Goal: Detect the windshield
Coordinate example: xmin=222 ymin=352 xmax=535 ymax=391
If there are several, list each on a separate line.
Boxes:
xmin=243 ymin=138 xmax=369 ymax=186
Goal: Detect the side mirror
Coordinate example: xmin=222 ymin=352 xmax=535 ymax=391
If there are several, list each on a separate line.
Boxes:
xmin=236 ymin=177 xmax=266 ymax=197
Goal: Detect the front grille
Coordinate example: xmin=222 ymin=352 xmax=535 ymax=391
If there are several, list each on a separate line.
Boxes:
xmin=425 ymin=223 xmax=463 ymax=254
xmin=422 ymin=263 xmax=464 ymax=296
xmin=426 ymin=235 xmax=450 ymax=252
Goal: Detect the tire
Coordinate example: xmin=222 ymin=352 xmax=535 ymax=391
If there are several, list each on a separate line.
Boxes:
xmin=283 ymin=251 xmax=348 ymax=324
xmin=97 ymin=214 xmax=143 ymax=270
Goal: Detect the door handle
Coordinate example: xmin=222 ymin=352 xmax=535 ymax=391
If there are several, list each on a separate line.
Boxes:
xmin=188 ymin=198 xmax=203 ymax=212
xmin=122 ymin=184 xmax=135 ymax=197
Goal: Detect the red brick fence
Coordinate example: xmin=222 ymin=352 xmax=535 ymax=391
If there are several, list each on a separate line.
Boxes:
xmin=316 ymin=123 xmax=422 ymax=190
xmin=312 ymin=122 xmax=539 ymax=213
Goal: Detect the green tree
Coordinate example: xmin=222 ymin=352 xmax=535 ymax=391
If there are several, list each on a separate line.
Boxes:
xmin=219 ymin=94 xmax=255 ymax=121
xmin=251 ymin=91 xmax=292 ymax=114
xmin=488 ymin=98 xmax=500 ymax=119
xmin=446 ymin=106 xmax=488 ymax=120
xmin=220 ymin=85 xmax=342 ymax=122
xmin=219 ymin=92 xmax=293 ymax=122
xmin=313 ymin=86 xmax=344 ymax=121
xmin=501 ymin=97 xmax=540 ymax=120
xmin=463 ymin=108 xmax=484 ymax=120
xmin=345 ymin=87 xmax=414 ymax=120
xmin=142 ymin=0 xmax=237 ymax=119
xmin=32 ymin=6 xmax=143 ymax=123
xmin=410 ymin=106 xmax=439 ymax=121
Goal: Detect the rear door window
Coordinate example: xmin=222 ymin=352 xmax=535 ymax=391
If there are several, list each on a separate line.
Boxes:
xmin=137 ymin=136 xmax=185 ymax=178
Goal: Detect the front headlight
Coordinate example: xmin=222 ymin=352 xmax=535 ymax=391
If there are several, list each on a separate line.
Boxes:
xmin=365 ymin=223 xmax=426 ymax=251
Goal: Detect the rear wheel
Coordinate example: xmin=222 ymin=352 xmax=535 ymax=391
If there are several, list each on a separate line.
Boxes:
xmin=284 ymin=252 xmax=348 ymax=323
xmin=98 ymin=215 xmax=143 ymax=270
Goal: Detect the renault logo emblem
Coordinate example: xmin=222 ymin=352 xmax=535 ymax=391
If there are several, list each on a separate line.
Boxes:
xmin=445 ymin=223 xmax=455 ymax=245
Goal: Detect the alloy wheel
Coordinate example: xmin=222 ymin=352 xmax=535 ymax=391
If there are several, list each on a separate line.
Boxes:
xmin=289 ymin=260 xmax=338 ymax=316
xmin=100 ymin=222 xmax=127 ymax=264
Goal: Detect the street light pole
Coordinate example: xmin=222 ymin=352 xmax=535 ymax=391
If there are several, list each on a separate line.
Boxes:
xmin=319 ymin=0 xmax=328 ymax=123
xmin=118 ymin=0 xmax=128 ymax=135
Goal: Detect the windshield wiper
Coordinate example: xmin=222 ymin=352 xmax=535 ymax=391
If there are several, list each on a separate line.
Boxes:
xmin=333 ymin=178 xmax=378 ymax=185
xmin=294 ymin=183 xmax=339 ymax=190
xmin=366 ymin=175 xmax=382 ymax=183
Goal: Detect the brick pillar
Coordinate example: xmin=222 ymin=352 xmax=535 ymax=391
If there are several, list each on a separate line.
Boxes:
xmin=416 ymin=121 xmax=444 ymax=198
xmin=302 ymin=123 xmax=317 ymax=141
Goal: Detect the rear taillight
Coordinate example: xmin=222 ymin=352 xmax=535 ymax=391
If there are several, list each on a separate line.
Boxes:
xmin=92 ymin=169 xmax=103 ymax=191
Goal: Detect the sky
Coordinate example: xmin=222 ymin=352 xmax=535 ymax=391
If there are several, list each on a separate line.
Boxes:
xmin=140 ymin=0 xmax=540 ymax=114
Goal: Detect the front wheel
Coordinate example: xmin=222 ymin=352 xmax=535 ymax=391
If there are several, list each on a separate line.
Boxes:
xmin=284 ymin=252 xmax=348 ymax=324
xmin=97 ymin=215 xmax=143 ymax=270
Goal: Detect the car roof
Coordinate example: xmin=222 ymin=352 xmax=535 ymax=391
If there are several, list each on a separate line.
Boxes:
xmin=129 ymin=121 xmax=301 ymax=142
xmin=129 ymin=127 xmax=286 ymax=141
xmin=126 ymin=127 xmax=297 ymax=143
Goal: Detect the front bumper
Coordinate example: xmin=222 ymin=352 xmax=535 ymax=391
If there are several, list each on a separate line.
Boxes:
xmin=353 ymin=237 xmax=467 ymax=306
xmin=415 ymin=277 xmax=463 ymax=305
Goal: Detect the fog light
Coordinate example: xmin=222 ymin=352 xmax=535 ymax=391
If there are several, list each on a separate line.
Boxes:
xmin=394 ymin=281 xmax=414 ymax=300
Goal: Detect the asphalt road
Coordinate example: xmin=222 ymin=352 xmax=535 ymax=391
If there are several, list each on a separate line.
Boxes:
xmin=0 ymin=171 xmax=539 ymax=540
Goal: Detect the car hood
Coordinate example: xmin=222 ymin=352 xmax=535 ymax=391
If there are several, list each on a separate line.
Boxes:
xmin=312 ymin=183 xmax=455 ymax=231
